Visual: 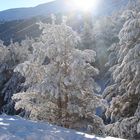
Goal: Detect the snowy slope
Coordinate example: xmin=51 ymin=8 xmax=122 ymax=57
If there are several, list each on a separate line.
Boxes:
xmin=0 ymin=115 xmax=124 ymax=140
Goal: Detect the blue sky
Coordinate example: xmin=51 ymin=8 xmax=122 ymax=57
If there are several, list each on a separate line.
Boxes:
xmin=0 ymin=0 xmax=54 ymax=11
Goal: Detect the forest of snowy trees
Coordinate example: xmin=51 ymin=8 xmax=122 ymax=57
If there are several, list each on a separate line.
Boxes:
xmin=0 ymin=0 xmax=140 ymax=139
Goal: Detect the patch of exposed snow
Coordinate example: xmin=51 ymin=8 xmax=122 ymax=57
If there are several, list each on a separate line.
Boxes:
xmin=0 ymin=115 xmax=125 ymax=140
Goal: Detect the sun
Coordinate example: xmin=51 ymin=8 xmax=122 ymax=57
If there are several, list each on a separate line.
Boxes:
xmin=70 ymin=0 xmax=99 ymax=12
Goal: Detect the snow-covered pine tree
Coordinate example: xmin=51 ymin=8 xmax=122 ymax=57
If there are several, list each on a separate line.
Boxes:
xmin=12 ymin=16 xmax=106 ymax=135
xmin=80 ymin=13 xmax=95 ymax=50
xmin=0 ymin=38 xmax=32 ymax=114
xmin=103 ymin=6 xmax=140 ymax=139
xmin=79 ymin=10 xmax=125 ymax=87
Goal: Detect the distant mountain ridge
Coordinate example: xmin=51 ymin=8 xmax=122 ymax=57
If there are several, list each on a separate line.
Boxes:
xmin=0 ymin=0 xmax=65 ymax=21
xmin=0 ymin=0 xmax=128 ymax=21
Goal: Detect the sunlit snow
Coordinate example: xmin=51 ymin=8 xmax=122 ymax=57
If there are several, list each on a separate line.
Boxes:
xmin=0 ymin=115 xmax=125 ymax=140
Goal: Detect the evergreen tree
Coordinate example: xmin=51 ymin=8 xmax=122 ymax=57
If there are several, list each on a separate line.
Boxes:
xmin=12 ymin=17 xmax=106 ymax=135
xmin=103 ymin=6 xmax=140 ymax=139
xmin=0 ymin=38 xmax=32 ymax=114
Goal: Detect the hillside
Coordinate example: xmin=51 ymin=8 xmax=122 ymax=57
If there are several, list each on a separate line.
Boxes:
xmin=0 ymin=17 xmax=47 ymax=45
xmin=0 ymin=0 xmax=129 ymax=45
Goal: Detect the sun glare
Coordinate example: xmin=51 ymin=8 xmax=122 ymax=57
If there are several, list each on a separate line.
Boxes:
xmin=70 ymin=0 xmax=99 ymax=12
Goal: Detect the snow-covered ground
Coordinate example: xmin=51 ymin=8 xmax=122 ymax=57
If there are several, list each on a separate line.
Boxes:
xmin=0 ymin=115 xmax=124 ymax=140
